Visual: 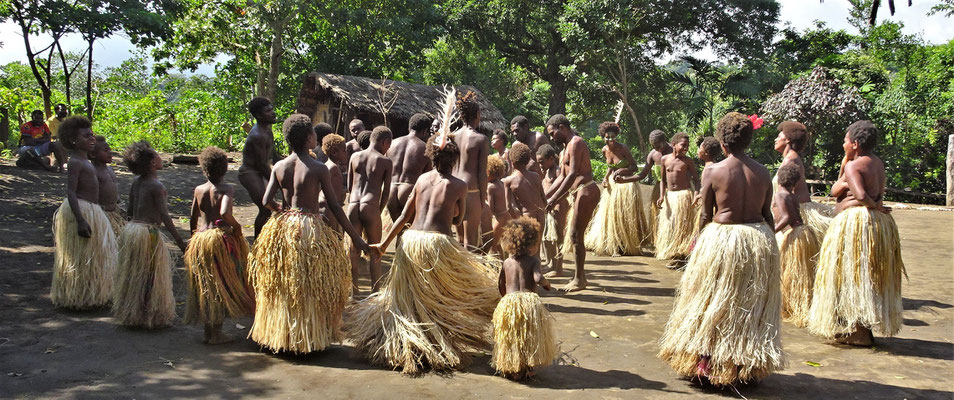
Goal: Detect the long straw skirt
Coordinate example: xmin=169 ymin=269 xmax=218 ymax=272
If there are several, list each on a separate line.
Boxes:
xmin=491 ymin=291 xmax=558 ymax=374
xmin=184 ymin=227 xmax=255 ymax=325
xmin=658 ymin=222 xmax=784 ymax=385
xmin=112 ymin=222 xmax=175 ymax=328
xmin=346 ymin=230 xmax=500 ymax=374
xmin=247 ymin=210 xmax=350 ymax=354
xmin=655 ymin=190 xmax=699 ymax=260
xmin=776 ymin=225 xmax=821 ymax=327
xmin=584 ymin=180 xmax=649 ymax=256
xmin=801 ymin=201 xmax=833 ymax=236
xmin=808 ymin=207 xmax=905 ymax=338
xmin=51 ymin=199 xmax=117 ymax=309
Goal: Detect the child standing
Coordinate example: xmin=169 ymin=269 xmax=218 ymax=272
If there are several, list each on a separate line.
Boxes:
xmin=492 ymin=217 xmax=557 ymax=380
xmin=773 ymin=163 xmax=821 ymax=327
xmin=536 ymin=144 xmax=567 ymax=277
xmin=502 ymin=143 xmax=547 ymax=232
xmin=113 ymin=141 xmax=187 ymax=328
xmin=484 ymin=154 xmax=515 ymax=255
xmin=183 ymin=146 xmax=255 ymax=344
xmin=654 ymin=132 xmax=700 ymax=267
xmin=51 ymin=117 xmax=117 ymax=309
xmin=91 ymin=136 xmax=125 ymax=236
xmin=318 ymin=134 xmax=348 ymax=232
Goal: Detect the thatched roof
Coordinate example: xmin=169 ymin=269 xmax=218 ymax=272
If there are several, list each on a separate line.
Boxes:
xmin=299 ymin=72 xmax=507 ymax=132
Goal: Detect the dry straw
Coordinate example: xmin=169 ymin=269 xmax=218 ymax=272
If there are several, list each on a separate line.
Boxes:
xmin=584 ymin=179 xmax=650 ymax=256
xmin=655 ymin=190 xmax=699 ymax=260
xmin=183 ymin=227 xmax=255 ymax=325
xmin=112 ymin=222 xmax=176 ymax=328
xmin=105 ymin=209 xmax=126 ymax=237
xmin=776 ymin=224 xmax=821 ymax=327
xmin=51 ymin=198 xmax=117 ymax=309
xmin=491 ymin=291 xmax=558 ymax=374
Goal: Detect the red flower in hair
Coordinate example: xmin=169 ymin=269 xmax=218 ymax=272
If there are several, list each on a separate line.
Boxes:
xmin=748 ymin=114 xmax=764 ymax=130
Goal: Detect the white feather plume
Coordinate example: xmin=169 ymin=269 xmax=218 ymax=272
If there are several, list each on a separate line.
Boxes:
xmin=614 ymin=100 xmax=625 ymax=124
xmin=435 ymin=86 xmax=458 ymax=148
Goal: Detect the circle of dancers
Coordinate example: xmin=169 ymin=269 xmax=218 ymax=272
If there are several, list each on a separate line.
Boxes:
xmin=48 ymin=89 xmax=904 ymax=385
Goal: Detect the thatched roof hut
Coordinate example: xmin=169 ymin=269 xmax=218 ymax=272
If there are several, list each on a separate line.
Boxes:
xmin=296 ymin=72 xmax=507 ymax=139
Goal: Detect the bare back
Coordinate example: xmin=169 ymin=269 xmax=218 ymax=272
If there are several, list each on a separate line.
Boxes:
xmin=452 ymin=127 xmax=489 ymax=190
xmin=780 ymin=154 xmax=812 ymax=203
xmin=192 ymin=182 xmax=233 ymax=231
xmin=128 ymin=177 xmax=167 ymax=224
xmin=501 ymin=256 xmax=543 ymax=294
xmin=701 ymin=154 xmax=773 ymax=225
xmin=409 ymin=170 xmax=467 ymax=235
xmin=837 ymin=154 xmax=886 ymax=213
xmin=348 ymin=149 xmax=391 ymax=206
xmin=388 ymin=135 xmax=430 ymax=184
xmin=272 ymin=154 xmax=326 ymax=213
xmin=504 ymin=169 xmax=546 ymax=215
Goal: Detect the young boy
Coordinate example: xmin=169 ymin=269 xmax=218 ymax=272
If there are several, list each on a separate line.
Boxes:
xmin=585 ymin=122 xmax=648 ymax=256
xmin=91 ymin=136 xmax=125 ymax=236
xmin=319 ymin=134 xmax=347 ymax=232
xmin=773 ymin=163 xmax=821 ymax=327
xmin=491 ymin=129 xmax=512 ymax=174
xmin=51 ymin=117 xmax=117 ymax=309
xmin=808 ymin=120 xmax=904 ymax=346
xmin=483 ymin=154 xmax=515 ymax=255
xmin=696 ymin=136 xmax=722 ymax=168
xmin=773 ymin=121 xmax=832 ymax=235
xmin=492 ymin=217 xmax=557 ymax=380
xmin=346 ymin=126 xmax=392 ymax=293
xmin=452 ymin=91 xmax=490 ymax=251
xmin=654 ymin=132 xmax=700 ymax=267
xmin=348 ymin=131 xmax=500 ymax=374
xmin=658 ymin=112 xmax=783 ymax=386
xmin=615 ymin=129 xmax=673 ymax=248
xmin=247 ymin=114 xmax=369 ymax=354
xmin=536 ymin=144 xmax=567 ymax=277
xmin=183 ymin=146 xmax=256 ymax=344
xmin=503 ymin=142 xmax=546 ymax=233
xmin=113 ymin=141 xmax=187 ymax=328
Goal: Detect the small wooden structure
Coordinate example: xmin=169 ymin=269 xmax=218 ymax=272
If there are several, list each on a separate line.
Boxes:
xmin=295 ymin=72 xmax=508 ymax=139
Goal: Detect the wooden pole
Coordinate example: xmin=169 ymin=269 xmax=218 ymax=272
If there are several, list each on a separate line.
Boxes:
xmin=947 ymin=134 xmax=954 ymax=206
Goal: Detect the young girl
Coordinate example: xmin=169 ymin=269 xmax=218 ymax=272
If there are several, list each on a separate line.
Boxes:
xmin=51 ymin=116 xmax=117 ymax=309
xmin=655 ymin=132 xmax=701 ymax=267
xmin=773 ymin=163 xmax=821 ymax=327
xmin=492 ymin=217 xmax=557 ymax=380
xmin=183 ymin=146 xmax=255 ymax=343
xmin=112 ymin=141 xmax=187 ymax=328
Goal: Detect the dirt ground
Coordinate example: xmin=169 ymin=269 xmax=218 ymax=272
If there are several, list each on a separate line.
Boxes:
xmin=1 ymin=159 xmax=952 ymax=399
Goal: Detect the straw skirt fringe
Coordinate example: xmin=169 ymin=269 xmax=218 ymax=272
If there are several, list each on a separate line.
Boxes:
xmin=800 ymin=201 xmax=833 ymax=237
xmin=346 ymin=230 xmax=500 ymax=374
xmin=112 ymin=222 xmax=175 ymax=328
xmin=51 ymin=199 xmax=117 ymax=309
xmin=105 ymin=209 xmax=126 ymax=237
xmin=247 ymin=211 xmax=350 ymax=354
xmin=658 ymin=222 xmax=784 ymax=386
xmin=808 ymin=207 xmax=905 ymax=338
xmin=184 ymin=227 xmax=255 ymax=325
xmin=584 ymin=180 xmax=649 ymax=256
xmin=655 ymin=190 xmax=699 ymax=260
xmin=776 ymin=225 xmax=821 ymax=327
xmin=491 ymin=292 xmax=558 ymax=374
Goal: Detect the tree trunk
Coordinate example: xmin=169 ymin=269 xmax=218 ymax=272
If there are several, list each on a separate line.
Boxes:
xmin=55 ymin=40 xmax=72 ymax=107
xmin=265 ymin=25 xmax=285 ymax=101
xmin=86 ymin=38 xmax=95 ymax=120
xmin=622 ymin=100 xmax=646 ymax=153
xmin=547 ymin=72 xmax=568 ymax=116
xmin=947 ymin=135 xmax=954 ymax=207
xmin=18 ymin=21 xmax=53 ymax=117
xmin=254 ymin=49 xmax=266 ymax=97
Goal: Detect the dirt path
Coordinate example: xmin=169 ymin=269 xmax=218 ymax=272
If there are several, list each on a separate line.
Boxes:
xmin=1 ymin=160 xmax=951 ymax=399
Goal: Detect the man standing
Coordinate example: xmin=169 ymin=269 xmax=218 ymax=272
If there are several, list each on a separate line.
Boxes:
xmin=386 ymin=113 xmax=432 ymax=221
xmin=345 ymin=119 xmax=365 ymax=161
xmin=238 ymin=97 xmax=278 ymax=238
xmin=544 ymin=114 xmax=600 ymax=292
xmin=510 ymin=115 xmax=548 ymax=175
xmin=452 ymin=91 xmax=489 ymax=251
xmin=18 ymin=109 xmax=66 ymax=172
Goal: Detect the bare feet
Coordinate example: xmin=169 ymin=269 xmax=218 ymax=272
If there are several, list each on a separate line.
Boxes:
xmin=561 ymin=278 xmax=587 ymax=292
xmin=543 ymin=268 xmax=564 ymax=278
xmin=207 ymin=331 xmax=234 ymax=345
xmin=836 ymin=326 xmax=874 ymax=347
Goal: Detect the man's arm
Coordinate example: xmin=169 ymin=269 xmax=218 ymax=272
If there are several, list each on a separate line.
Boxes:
xmin=189 ymin=189 xmax=200 ymax=233
xmin=698 ymin=168 xmax=715 ymax=231
xmin=547 ymin=140 xmax=583 ymax=209
xmin=262 ymin=168 xmax=282 ymax=211
xmin=478 ymin=137 xmax=489 ymax=205
xmin=688 ymin=158 xmax=701 ymax=192
xmin=380 ymin=159 xmax=392 ymax=213
xmin=761 ymin=178 xmax=775 ymax=227
xmin=378 ymin=185 xmax=417 ymax=251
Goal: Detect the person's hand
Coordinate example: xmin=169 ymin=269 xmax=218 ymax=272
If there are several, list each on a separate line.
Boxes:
xmin=879 ymin=204 xmax=893 ymax=214
xmin=356 ymin=238 xmax=372 ymax=256
xmin=693 ymin=193 xmax=702 ymax=205
xmin=545 ymin=199 xmax=555 ymax=213
xmin=369 ymin=243 xmax=385 ymax=257
xmin=656 ymin=197 xmax=664 ymax=208
xmin=76 ymin=220 xmax=91 ymax=238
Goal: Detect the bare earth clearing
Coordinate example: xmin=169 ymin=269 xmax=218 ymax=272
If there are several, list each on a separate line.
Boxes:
xmin=1 ymin=159 xmax=952 ymax=399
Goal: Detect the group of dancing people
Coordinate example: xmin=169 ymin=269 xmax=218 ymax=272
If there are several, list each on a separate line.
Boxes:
xmin=47 ymin=87 xmax=904 ymax=386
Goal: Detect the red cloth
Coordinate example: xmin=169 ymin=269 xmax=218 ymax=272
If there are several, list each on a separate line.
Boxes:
xmin=20 ymin=121 xmax=51 ymax=139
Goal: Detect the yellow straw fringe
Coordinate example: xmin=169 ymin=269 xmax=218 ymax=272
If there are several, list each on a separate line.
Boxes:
xmin=647 ymin=197 xmax=659 ymax=248
xmin=491 ymin=291 xmax=558 ymax=374
xmin=105 ymin=209 xmax=127 ymax=237
xmin=247 ymin=210 xmax=350 ymax=354
xmin=800 ymin=201 xmax=833 ymax=237
xmin=560 ymin=205 xmax=576 ymax=255
xmin=112 ymin=222 xmax=176 ymax=328
xmin=183 ymin=227 xmax=255 ymax=325
xmin=655 ymin=190 xmax=699 ymax=260
xmin=658 ymin=222 xmax=785 ymax=386
xmin=346 ymin=230 xmax=500 ymax=374
xmin=808 ymin=206 xmax=906 ymax=338
xmin=776 ymin=225 xmax=821 ymax=327
xmin=584 ymin=180 xmax=649 ymax=256
xmin=51 ymin=199 xmax=117 ymax=309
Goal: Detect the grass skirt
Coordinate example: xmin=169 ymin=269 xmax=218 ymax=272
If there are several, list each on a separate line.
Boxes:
xmin=776 ymin=225 xmax=821 ymax=327
xmin=655 ymin=190 xmax=699 ymax=260
xmin=183 ymin=227 xmax=255 ymax=325
xmin=247 ymin=210 xmax=350 ymax=354
xmin=584 ymin=180 xmax=649 ymax=256
xmin=658 ymin=222 xmax=784 ymax=385
xmin=105 ymin=209 xmax=126 ymax=237
xmin=807 ymin=207 xmax=905 ymax=338
xmin=112 ymin=222 xmax=175 ymax=328
xmin=51 ymin=199 xmax=117 ymax=309
xmin=491 ymin=292 xmax=558 ymax=374
xmin=346 ymin=230 xmax=500 ymax=374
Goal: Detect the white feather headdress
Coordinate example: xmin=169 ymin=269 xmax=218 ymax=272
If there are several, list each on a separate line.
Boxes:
xmin=434 ymin=86 xmax=459 ymax=149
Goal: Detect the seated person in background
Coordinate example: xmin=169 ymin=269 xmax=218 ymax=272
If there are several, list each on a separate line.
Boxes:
xmin=18 ymin=109 xmax=66 ymax=172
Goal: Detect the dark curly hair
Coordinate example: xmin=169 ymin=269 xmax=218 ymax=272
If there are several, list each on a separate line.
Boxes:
xmin=648 ymin=129 xmax=668 ymax=146
xmin=371 ymin=126 xmax=393 ymax=143
xmin=123 ymin=140 xmax=157 ymax=176
xmin=492 ymin=129 xmax=509 ymax=146
xmin=778 ymin=121 xmax=809 ymax=152
xmin=426 ymin=135 xmax=460 ymax=172
xmin=199 ymin=146 xmax=228 ymax=181
xmin=598 ymin=121 xmax=620 ymax=137
xmin=357 ymin=130 xmax=372 ymax=149
xmin=847 ymin=120 xmax=879 ymax=151
xmin=457 ymin=91 xmax=480 ymax=123
xmin=546 ymin=114 xmax=570 ymax=129
xmin=697 ymin=136 xmax=722 ymax=161
xmin=509 ymin=142 xmax=532 ymax=168
xmin=247 ymin=96 xmax=271 ymax=117
xmin=776 ymin=163 xmax=801 ymax=190
xmin=510 ymin=115 xmax=530 ymax=129
xmin=487 ymin=154 xmax=508 ymax=181
xmin=501 ymin=216 xmax=541 ymax=256
xmin=313 ymin=122 xmax=334 ymax=142
xmin=536 ymin=143 xmax=557 ymax=160
xmin=282 ymin=113 xmax=314 ymax=151
xmin=671 ymin=132 xmax=690 ymax=145
xmin=322 ymin=134 xmax=345 ymax=156
xmin=409 ymin=113 xmax=433 ymax=132
xmin=58 ymin=115 xmax=92 ymax=150
xmin=715 ymin=112 xmax=753 ymax=152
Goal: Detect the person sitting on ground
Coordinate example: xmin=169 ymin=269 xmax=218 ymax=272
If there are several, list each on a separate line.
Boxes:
xmin=47 ymin=103 xmax=68 ymax=139
xmin=18 ymin=109 xmax=66 ymax=172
